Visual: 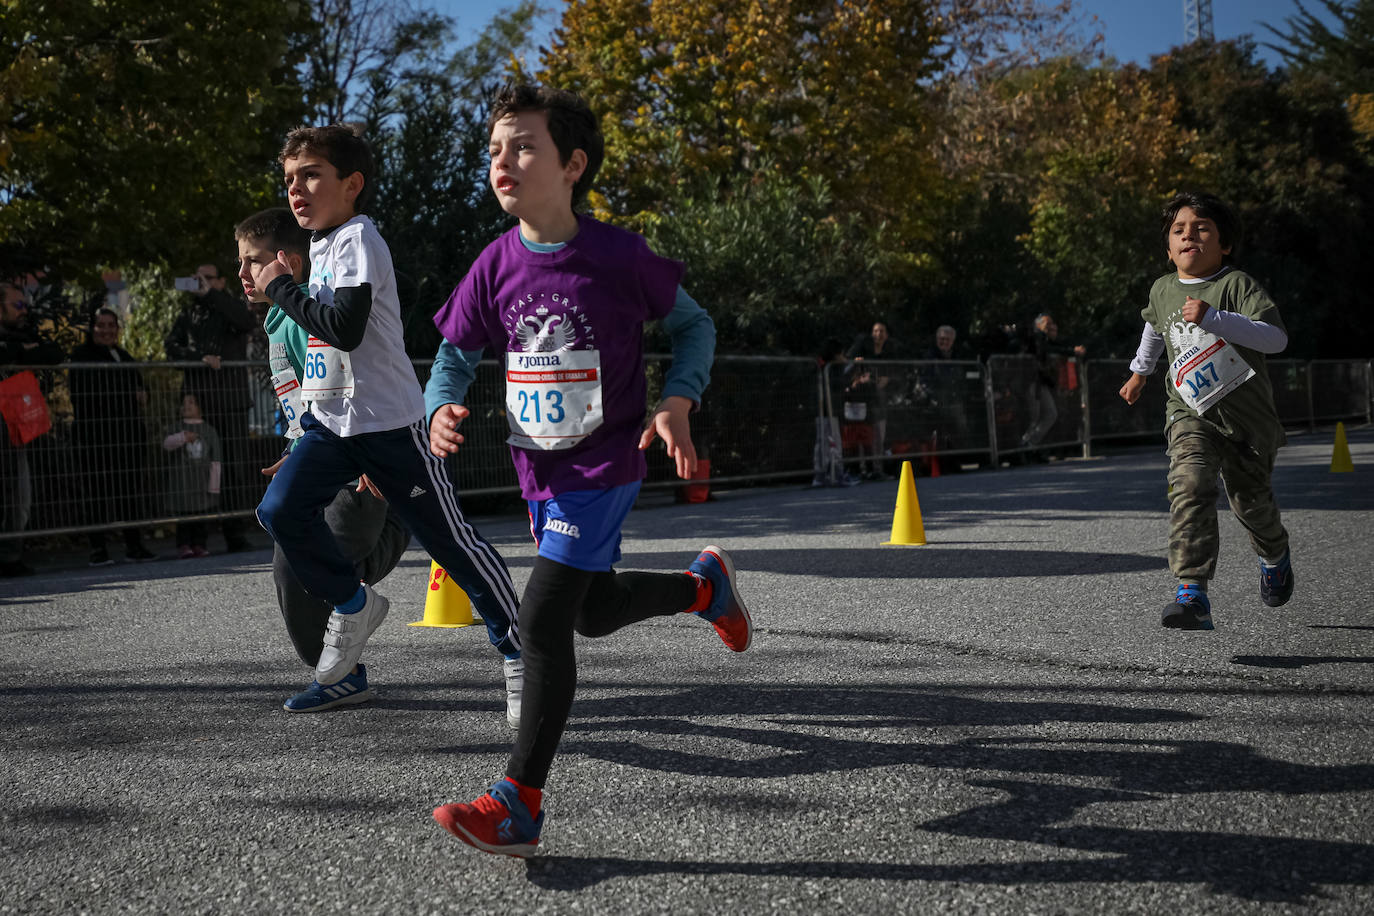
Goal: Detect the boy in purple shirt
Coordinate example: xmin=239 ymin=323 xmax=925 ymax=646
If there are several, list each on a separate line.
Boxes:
xmin=427 ymin=84 xmax=752 ymax=857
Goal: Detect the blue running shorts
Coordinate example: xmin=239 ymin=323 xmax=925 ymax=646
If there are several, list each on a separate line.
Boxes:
xmin=528 ymin=481 xmax=641 ymax=572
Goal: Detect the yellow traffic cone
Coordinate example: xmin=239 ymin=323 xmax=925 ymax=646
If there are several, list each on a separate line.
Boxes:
xmin=409 ymin=560 xmax=477 ymax=627
xmin=1331 ymin=421 xmax=1355 ymax=473
xmin=882 ymin=460 xmax=927 ymax=546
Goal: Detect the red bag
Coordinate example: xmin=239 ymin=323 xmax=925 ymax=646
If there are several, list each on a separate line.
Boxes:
xmin=0 ymin=370 xmax=52 ymax=446
xmin=1058 ymin=359 xmax=1079 ymax=392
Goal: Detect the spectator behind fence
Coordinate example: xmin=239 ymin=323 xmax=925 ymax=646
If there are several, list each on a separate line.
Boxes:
xmin=921 ymin=324 xmax=971 ymax=461
xmin=841 ymin=353 xmax=880 ymax=478
xmin=0 ymin=278 xmax=63 ymax=577
xmin=164 ymin=262 xmax=254 ymax=552
xmin=69 ymin=308 xmax=156 ymax=566
xmin=812 ymin=337 xmax=857 ymax=487
xmin=161 ymin=391 xmax=221 ymax=559
xmin=1019 ymin=312 xmax=1085 ymax=462
xmin=845 ymin=319 xmax=900 ymax=479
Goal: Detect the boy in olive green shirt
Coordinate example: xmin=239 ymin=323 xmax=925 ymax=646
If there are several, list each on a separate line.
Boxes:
xmin=1119 ymin=191 xmax=1294 ymax=631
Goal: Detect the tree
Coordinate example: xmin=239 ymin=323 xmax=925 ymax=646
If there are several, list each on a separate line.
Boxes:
xmin=1267 ymin=0 xmax=1374 ymax=95
xmin=635 ymin=168 xmax=894 ymax=353
xmin=1268 ymin=0 xmax=1374 ymax=159
xmin=0 ymin=0 xmax=314 ymax=286
xmin=1149 ymin=38 xmax=1374 ymax=358
xmin=936 ymin=0 xmax=1101 ymax=77
xmin=537 ymin=0 xmax=948 ymax=245
xmin=923 ymin=56 xmax=1197 ymax=352
xmin=356 ymin=2 xmax=542 ymax=355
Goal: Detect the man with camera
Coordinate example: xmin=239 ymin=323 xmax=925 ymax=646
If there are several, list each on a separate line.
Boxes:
xmin=164 ymin=263 xmax=256 ymax=552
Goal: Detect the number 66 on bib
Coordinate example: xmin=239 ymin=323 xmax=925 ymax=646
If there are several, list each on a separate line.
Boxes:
xmin=301 ymin=336 xmax=355 ymax=401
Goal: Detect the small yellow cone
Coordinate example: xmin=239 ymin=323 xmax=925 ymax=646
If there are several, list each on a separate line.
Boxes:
xmin=410 ymin=560 xmax=477 ymax=627
xmin=883 ymin=460 xmax=927 ymax=546
xmin=1331 ymin=422 xmax=1355 ymax=473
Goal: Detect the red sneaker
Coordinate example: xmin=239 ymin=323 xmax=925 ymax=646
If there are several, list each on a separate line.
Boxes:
xmin=688 ymin=545 xmax=752 ymax=652
xmin=433 ymin=780 xmax=543 ymax=858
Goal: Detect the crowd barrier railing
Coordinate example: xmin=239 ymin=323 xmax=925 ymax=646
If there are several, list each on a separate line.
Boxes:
xmin=2 ymin=354 xmax=1369 ymax=543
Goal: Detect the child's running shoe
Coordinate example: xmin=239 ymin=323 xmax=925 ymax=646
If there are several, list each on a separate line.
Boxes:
xmin=283 ymin=663 xmax=373 ymax=713
xmin=688 ymin=545 xmax=752 ymax=652
xmin=503 ymin=657 xmax=523 ymax=730
xmin=433 ymin=779 xmax=544 ymax=858
xmin=1259 ymin=551 xmax=1295 ymax=607
xmin=1162 ymin=584 xmax=1213 ymax=630
xmin=315 ymin=585 xmax=390 ymax=685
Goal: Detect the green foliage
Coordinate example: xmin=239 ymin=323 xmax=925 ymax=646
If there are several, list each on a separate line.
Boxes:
xmin=634 ymin=167 xmax=898 ymax=354
xmin=121 ymin=267 xmax=185 ymax=362
xmin=922 ymin=187 xmax=1057 ymax=354
xmin=4 ymin=0 xmax=1371 ymax=364
xmin=1150 ymin=39 xmax=1374 ymax=357
xmin=539 ymin=0 xmax=948 ymax=246
xmin=0 ymin=0 xmax=315 ymax=285
xmin=1268 ymin=0 xmax=1374 ymax=95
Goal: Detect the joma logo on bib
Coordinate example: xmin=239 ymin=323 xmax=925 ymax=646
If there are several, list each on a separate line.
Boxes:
xmin=516 ymin=354 xmax=564 ymax=368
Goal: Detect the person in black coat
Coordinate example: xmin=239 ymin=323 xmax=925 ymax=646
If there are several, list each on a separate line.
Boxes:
xmin=164 ymin=264 xmax=255 ymax=551
xmin=0 ymin=278 xmax=63 ymax=576
xmin=69 ymin=308 xmax=156 ymax=565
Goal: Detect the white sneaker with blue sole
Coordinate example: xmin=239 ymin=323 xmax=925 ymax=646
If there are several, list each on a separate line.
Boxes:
xmin=315 ymin=584 xmax=390 ymax=685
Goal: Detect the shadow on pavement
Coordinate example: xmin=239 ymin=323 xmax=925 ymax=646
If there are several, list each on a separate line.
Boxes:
xmin=514 ymin=685 xmax=1374 ymax=902
xmin=617 ymin=547 xmax=1167 ymax=579
xmin=1232 ymin=654 xmax=1374 ymax=669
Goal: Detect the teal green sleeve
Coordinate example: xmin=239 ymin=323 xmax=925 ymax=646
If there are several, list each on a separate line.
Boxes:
xmin=424 ymin=340 xmax=485 ymax=425
xmin=265 ymin=301 xmax=311 ymax=380
xmin=660 ymin=286 xmax=714 ymax=405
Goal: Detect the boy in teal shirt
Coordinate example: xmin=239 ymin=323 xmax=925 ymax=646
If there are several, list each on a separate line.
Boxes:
xmin=249 ymin=126 xmax=524 ymax=725
xmin=1119 ymin=191 xmax=1294 ymax=630
xmin=239 ymin=208 xmax=521 ymax=722
xmin=236 ymin=207 xmax=411 ymax=711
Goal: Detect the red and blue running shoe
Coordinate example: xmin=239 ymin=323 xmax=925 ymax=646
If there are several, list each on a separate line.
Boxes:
xmin=433 ymin=779 xmax=543 ymax=858
xmin=688 ymin=545 xmax=753 ymax=652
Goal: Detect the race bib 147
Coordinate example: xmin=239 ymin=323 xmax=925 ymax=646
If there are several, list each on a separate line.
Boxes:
xmin=1169 ymin=333 xmax=1255 ymax=413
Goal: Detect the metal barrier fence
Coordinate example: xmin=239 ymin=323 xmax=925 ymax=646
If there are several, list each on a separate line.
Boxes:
xmin=2 ymin=355 xmax=1370 ymax=545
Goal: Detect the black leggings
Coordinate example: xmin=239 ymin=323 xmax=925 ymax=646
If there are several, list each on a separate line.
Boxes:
xmin=506 ymin=555 xmax=698 ymax=788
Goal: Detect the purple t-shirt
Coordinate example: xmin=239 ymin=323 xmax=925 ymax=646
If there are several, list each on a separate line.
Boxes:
xmin=433 ymin=216 xmax=684 ymax=500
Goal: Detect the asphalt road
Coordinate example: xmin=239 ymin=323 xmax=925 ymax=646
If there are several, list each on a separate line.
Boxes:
xmin=3 ymin=426 xmax=1372 ymax=915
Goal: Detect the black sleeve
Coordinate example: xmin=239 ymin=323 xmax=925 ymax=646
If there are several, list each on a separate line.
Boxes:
xmin=164 ymin=312 xmax=195 ymax=360
xmin=844 ymin=333 xmax=866 ymax=360
xmin=200 ymin=289 xmax=255 ymax=333
xmin=18 ymin=338 xmax=63 ymax=366
xmin=265 ymin=276 xmax=372 ymax=352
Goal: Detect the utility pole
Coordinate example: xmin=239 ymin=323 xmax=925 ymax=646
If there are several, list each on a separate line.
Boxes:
xmin=1183 ymin=0 xmax=1215 ymax=44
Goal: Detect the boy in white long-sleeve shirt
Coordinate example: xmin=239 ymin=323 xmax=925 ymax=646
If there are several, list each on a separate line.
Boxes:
xmin=1119 ymin=191 xmax=1294 ymax=631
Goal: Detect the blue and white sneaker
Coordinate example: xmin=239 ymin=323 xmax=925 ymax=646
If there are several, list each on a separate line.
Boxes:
xmin=283 ymin=664 xmax=373 ymax=713
xmin=1162 ymin=584 xmax=1213 ymax=631
xmin=687 ymin=545 xmax=753 ymax=652
xmin=315 ymin=584 xmax=389 ymax=686
xmin=1259 ymin=551 xmax=1295 ymax=608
